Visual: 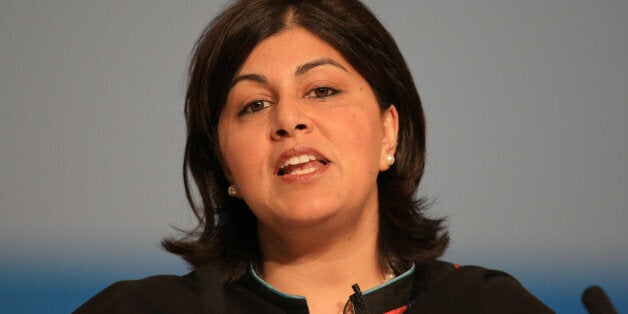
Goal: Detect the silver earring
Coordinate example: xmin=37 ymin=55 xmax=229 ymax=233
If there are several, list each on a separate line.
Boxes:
xmin=386 ymin=154 xmax=395 ymax=166
xmin=228 ymin=185 xmax=238 ymax=197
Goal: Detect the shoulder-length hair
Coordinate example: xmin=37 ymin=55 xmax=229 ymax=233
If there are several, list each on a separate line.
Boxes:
xmin=163 ymin=0 xmax=449 ymax=284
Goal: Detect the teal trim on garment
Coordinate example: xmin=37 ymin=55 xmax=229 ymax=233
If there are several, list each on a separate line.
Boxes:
xmin=249 ymin=263 xmax=415 ymax=299
xmin=250 ymin=265 xmax=307 ymax=300
xmin=362 ymin=263 xmax=416 ymax=295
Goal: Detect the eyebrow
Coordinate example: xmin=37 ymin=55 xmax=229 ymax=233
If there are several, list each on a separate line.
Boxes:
xmin=230 ymin=73 xmax=268 ymax=88
xmin=295 ymin=57 xmax=348 ymax=76
xmin=230 ymin=57 xmax=348 ymax=89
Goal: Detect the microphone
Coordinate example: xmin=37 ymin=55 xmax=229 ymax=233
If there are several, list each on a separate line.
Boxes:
xmin=581 ymin=285 xmax=617 ymax=314
xmin=347 ymin=284 xmax=370 ymax=314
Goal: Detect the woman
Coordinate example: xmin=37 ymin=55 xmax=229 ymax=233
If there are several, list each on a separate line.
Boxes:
xmin=76 ymin=0 xmax=553 ymax=313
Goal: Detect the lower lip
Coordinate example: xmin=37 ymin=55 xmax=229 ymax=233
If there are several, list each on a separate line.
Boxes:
xmin=277 ymin=163 xmax=330 ymax=184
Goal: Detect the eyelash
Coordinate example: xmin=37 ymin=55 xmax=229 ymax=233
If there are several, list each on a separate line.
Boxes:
xmin=237 ymin=86 xmax=340 ymax=116
xmin=305 ymin=86 xmax=339 ymax=99
xmin=238 ymin=99 xmax=272 ymax=116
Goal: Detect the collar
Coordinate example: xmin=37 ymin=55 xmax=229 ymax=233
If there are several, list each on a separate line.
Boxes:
xmin=227 ymin=264 xmax=418 ymax=313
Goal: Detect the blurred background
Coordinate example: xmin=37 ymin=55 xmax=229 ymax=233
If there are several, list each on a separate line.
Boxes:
xmin=1 ymin=0 xmax=626 ymax=313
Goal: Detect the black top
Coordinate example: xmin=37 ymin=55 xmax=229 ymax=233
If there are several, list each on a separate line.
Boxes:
xmin=74 ymin=261 xmax=553 ymax=313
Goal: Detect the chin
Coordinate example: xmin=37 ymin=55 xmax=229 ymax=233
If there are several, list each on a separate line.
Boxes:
xmin=266 ymin=203 xmax=342 ymax=228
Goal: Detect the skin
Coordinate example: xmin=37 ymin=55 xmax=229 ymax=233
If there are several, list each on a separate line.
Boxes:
xmin=218 ymin=27 xmax=399 ymax=313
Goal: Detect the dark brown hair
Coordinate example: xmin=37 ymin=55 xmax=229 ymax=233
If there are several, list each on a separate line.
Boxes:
xmin=163 ymin=0 xmax=449 ymax=284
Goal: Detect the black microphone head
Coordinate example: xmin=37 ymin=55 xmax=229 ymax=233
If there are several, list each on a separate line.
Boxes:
xmin=581 ymin=285 xmax=617 ymax=314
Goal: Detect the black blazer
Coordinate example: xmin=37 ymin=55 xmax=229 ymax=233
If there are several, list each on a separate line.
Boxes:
xmin=75 ymin=261 xmax=553 ymax=313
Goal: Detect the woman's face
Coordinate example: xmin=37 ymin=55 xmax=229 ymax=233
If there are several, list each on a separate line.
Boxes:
xmin=218 ymin=27 xmax=398 ymax=230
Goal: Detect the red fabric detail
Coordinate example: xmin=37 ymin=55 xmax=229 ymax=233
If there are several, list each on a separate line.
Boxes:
xmin=453 ymin=263 xmax=460 ymax=269
xmin=384 ymin=305 xmax=408 ymax=314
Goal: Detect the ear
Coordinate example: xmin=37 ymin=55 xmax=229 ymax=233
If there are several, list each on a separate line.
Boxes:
xmin=223 ymin=163 xmax=235 ymax=185
xmin=222 ymin=165 xmax=243 ymax=199
xmin=379 ymin=105 xmax=399 ymax=171
xmin=224 ymin=169 xmax=234 ymax=183
xmin=218 ymin=149 xmax=235 ymax=183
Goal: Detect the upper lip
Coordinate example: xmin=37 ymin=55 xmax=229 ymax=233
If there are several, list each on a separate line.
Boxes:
xmin=275 ymin=145 xmax=330 ymax=175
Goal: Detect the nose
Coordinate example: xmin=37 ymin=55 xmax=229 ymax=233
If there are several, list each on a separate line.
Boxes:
xmin=271 ymin=101 xmax=312 ymax=140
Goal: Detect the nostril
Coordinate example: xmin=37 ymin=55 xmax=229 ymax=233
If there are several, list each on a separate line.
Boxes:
xmin=275 ymin=124 xmax=307 ymax=137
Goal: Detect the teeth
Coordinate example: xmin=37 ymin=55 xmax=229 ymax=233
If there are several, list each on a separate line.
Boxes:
xmin=281 ymin=154 xmax=317 ymax=168
xmin=287 ymin=167 xmax=317 ymax=175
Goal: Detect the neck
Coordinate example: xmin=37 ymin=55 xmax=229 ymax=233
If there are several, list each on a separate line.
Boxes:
xmin=257 ymin=204 xmax=386 ymax=313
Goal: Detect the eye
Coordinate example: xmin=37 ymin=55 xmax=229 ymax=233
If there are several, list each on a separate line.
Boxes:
xmin=239 ymin=99 xmax=271 ymax=116
xmin=305 ymin=86 xmax=339 ymax=99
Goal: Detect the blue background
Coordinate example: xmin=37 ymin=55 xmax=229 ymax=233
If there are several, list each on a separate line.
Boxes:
xmin=1 ymin=0 xmax=626 ymax=313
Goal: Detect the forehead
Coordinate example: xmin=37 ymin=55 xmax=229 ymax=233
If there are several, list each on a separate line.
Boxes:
xmin=237 ymin=27 xmax=351 ymax=74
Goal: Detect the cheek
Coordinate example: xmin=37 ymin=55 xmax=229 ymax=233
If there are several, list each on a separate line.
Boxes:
xmin=220 ymin=126 xmax=267 ymax=180
xmin=327 ymin=108 xmax=383 ymax=164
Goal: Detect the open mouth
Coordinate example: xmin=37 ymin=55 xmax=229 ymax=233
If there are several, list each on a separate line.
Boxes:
xmin=277 ymin=154 xmax=329 ymax=176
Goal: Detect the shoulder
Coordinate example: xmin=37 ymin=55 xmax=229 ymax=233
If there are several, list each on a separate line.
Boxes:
xmin=411 ymin=261 xmax=554 ymax=314
xmin=74 ymin=266 xmax=225 ymax=313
